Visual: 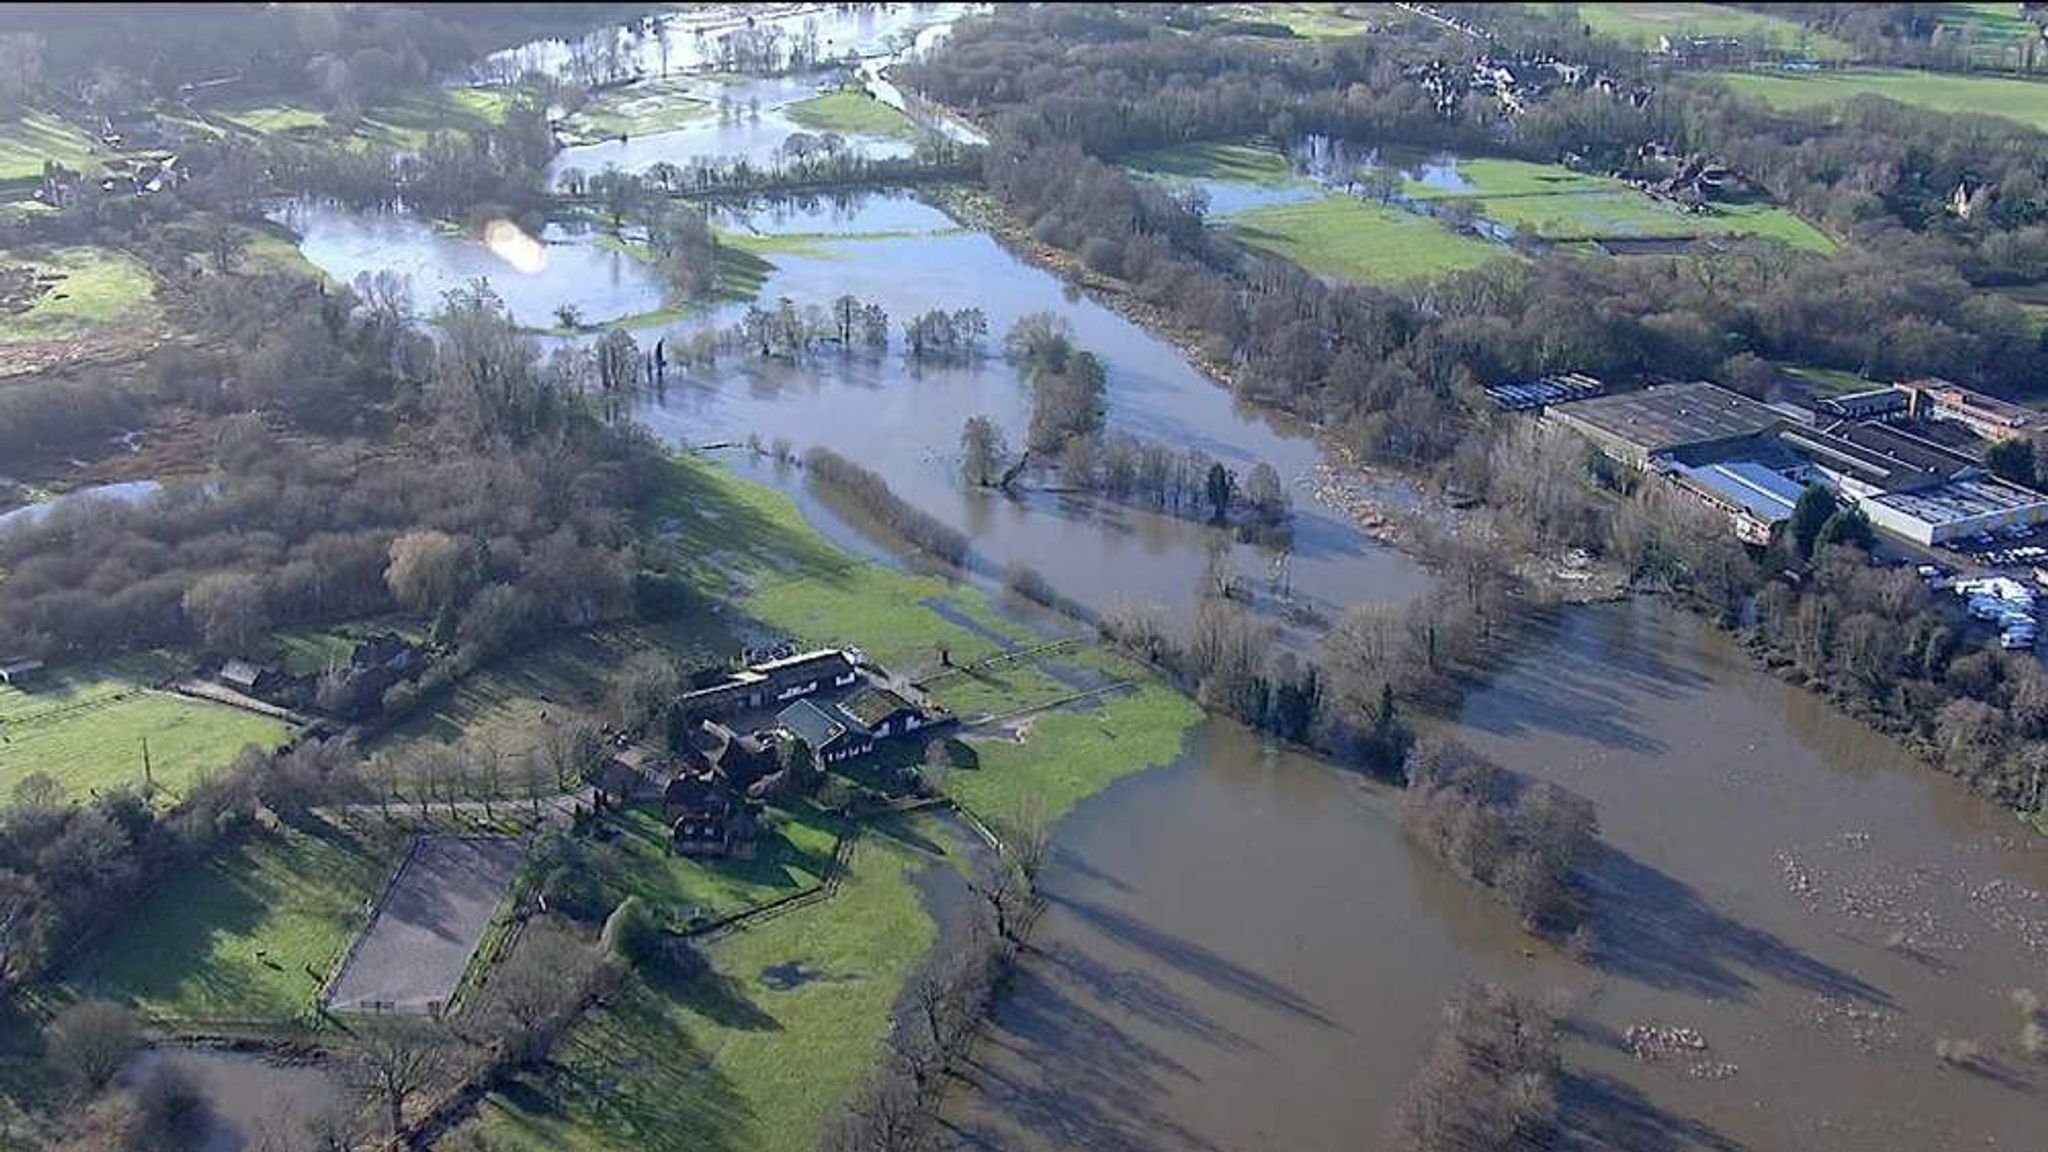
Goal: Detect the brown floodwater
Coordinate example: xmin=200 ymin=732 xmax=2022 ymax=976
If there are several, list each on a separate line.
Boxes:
xmin=950 ymin=600 xmax=2048 ymax=1152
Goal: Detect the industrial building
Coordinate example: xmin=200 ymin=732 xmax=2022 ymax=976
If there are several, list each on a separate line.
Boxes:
xmin=1666 ymin=460 xmax=1807 ymax=545
xmin=1860 ymin=478 xmax=2048 ymax=546
xmin=1904 ymin=378 xmax=2046 ymax=442
xmin=1485 ymin=372 xmax=1604 ymax=412
xmin=1541 ymin=380 xmax=1786 ymax=468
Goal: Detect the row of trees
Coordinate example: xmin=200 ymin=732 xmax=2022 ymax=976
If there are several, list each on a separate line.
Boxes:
xmin=803 ymin=447 xmax=971 ymax=566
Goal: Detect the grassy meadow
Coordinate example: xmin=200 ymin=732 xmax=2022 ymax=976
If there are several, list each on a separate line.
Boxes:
xmin=0 ymin=246 xmax=158 ymax=345
xmin=1560 ymin=2 xmax=1852 ymax=58
xmin=557 ymin=77 xmax=710 ymax=145
xmin=0 ymin=662 xmax=290 ymax=805
xmin=1229 ymin=196 xmax=1509 ymax=284
xmin=784 ymin=90 xmax=918 ymax=137
xmin=63 ymin=819 xmax=404 ymax=1023
xmin=1713 ymin=66 xmax=2048 ymax=134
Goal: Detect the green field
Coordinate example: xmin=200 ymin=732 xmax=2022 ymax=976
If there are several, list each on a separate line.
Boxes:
xmin=1222 ymin=3 xmax=1380 ymax=38
xmin=464 ymin=823 xmax=940 ymax=1152
xmin=783 ymin=90 xmax=918 ymax=138
xmin=589 ymin=804 xmax=840 ymax=925
xmin=0 ymin=245 xmax=158 ymax=344
xmin=1126 ymin=140 xmax=1299 ymax=186
xmin=1229 ymin=196 xmax=1509 ymax=284
xmin=0 ymin=110 xmax=101 ymax=181
xmin=558 ymin=78 xmax=710 ymax=145
xmin=1777 ymin=362 xmax=1881 ymax=397
xmin=0 ymin=663 xmax=290 ymax=805
xmin=65 ymin=820 xmax=402 ymax=1023
xmin=1937 ymin=3 xmax=2044 ymax=71
xmin=1398 ymin=155 xmax=1835 ymax=251
xmin=1714 ymin=66 xmax=2048 ymax=134
xmin=217 ymin=84 xmax=519 ymax=150
xmin=1559 ymin=3 xmax=1852 ymax=59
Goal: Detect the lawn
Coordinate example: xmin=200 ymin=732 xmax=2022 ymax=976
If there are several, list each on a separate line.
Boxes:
xmin=220 ymin=103 xmax=329 ymax=136
xmin=1124 ymin=140 xmax=1298 ymax=185
xmin=558 ymin=77 xmax=710 ymax=145
xmin=462 ymin=824 xmax=940 ymax=1152
xmin=1560 ymin=3 xmax=1852 ymax=58
xmin=0 ymin=245 xmax=158 ymax=344
xmin=1713 ymin=67 xmax=2048 ymax=134
xmin=783 ymin=90 xmax=918 ymax=138
xmin=1936 ymin=3 xmax=2043 ymax=71
xmin=0 ymin=662 xmax=290 ymax=806
xmin=1229 ymin=196 xmax=1510 ymax=284
xmin=1776 ymin=362 xmax=1881 ymax=397
xmin=63 ymin=819 xmax=404 ymax=1023
xmin=589 ymin=803 xmax=840 ymax=925
xmin=0 ymin=110 xmax=101 ymax=181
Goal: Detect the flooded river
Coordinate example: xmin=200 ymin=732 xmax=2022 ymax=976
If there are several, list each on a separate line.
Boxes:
xmin=282 ymin=7 xmax=2048 ymax=1148
xmin=956 ymin=601 xmax=2048 ymax=1151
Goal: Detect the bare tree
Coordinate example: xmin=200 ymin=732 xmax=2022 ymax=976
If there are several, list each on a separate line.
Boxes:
xmin=348 ymin=1019 xmax=452 ymax=1139
xmin=482 ymin=919 xmax=602 ymax=1065
xmin=44 ymin=999 xmax=140 ymax=1094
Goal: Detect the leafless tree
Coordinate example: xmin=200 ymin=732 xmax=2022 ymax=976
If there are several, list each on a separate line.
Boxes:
xmin=44 ymin=1000 xmax=140 ymax=1094
xmin=347 ymin=1018 xmax=452 ymax=1138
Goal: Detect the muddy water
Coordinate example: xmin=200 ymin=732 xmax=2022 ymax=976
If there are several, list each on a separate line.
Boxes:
xmin=633 ymin=196 xmax=1430 ymax=628
xmin=549 ymin=75 xmax=918 ymax=179
xmin=1456 ymin=600 xmax=2048 ymax=1152
xmin=959 ymin=600 xmax=2048 ymax=1151
xmin=122 ymin=1048 xmax=347 ymax=1152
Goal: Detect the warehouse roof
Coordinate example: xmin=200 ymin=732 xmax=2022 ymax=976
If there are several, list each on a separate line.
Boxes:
xmin=1672 ymin=460 xmax=1805 ymax=524
xmin=1548 ymin=381 xmax=1784 ymax=454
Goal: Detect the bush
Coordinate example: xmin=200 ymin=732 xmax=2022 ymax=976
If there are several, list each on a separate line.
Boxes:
xmin=601 ymin=895 xmax=661 ymax=965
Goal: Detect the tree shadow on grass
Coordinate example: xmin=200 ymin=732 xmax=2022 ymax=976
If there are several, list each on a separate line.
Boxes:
xmin=663 ymin=959 xmax=779 ymax=1033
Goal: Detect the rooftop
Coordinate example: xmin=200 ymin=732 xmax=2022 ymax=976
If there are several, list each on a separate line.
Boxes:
xmin=1548 ymin=381 xmax=1785 ymax=454
xmin=1671 ymin=460 xmax=1805 ymax=524
xmin=1820 ymin=419 xmax=1980 ymax=479
xmin=1866 ymin=477 xmax=2048 ymax=525
xmin=840 ymin=686 xmax=916 ymax=729
xmin=1909 ymin=378 xmax=2047 ymax=434
xmin=1778 ymin=425 xmax=1942 ymax=492
xmin=778 ymin=698 xmax=849 ymax=750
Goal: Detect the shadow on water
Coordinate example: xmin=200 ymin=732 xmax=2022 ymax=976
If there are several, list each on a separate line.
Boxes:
xmin=1037 ymin=939 xmax=1257 ymax=1054
xmin=946 ymin=962 xmax=1224 ymax=1152
xmin=1584 ymin=842 xmax=1892 ymax=1006
xmin=1044 ymin=892 xmax=1340 ymax=1028
xmin=1459 ymin=611 xmax=1719 ymax=755
xmin=1559 ymin=1071 xmax=1750 ymax=1152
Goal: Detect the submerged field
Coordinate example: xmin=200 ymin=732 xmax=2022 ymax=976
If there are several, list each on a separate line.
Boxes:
xmin=556 ymin=77 xmax=710 ymax=145
xmin=1713 ymin=66 xmax=2048 ymax=133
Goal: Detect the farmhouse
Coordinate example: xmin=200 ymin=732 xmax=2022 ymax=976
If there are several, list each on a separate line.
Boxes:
xmin=674 ymin=648 xmax=860 ymax=718
xmin=663 ymin=769 xmax=758 ymax=859
xmin=777 ymin=698 xmax=876 ymax=765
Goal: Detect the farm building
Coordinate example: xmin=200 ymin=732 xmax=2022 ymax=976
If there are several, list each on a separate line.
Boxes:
xmin=674 ymin=649 xmax=860 ymax=718
xmin=1543 ymin=381 xmax=1787 ymax=469
xmin=0 ymin=657 xmax=44 ymax=686
xmin=663 ymin=769 xmax=759 ymax=859
xmin=777 ymin=698 xmax=878 ymax=765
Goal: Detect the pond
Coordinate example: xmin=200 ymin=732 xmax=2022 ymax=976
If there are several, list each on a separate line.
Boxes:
xmin=122 ymin=1047 xmax=348 ymax=1152
xmin=951 ymin=600 xmax=2048 ymax=1151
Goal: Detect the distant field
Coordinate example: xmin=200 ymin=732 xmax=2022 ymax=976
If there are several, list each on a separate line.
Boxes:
xmin=1713 ymin=66 xmax=2048 ymax=133
xmin=0 ymin=661 xmax=289 ymax=805
xmin=216 ymin=84 xmax=520 ymax=150
xmin=1560 ymin=3 xmax=1852 ymax=58
xmin=67 ymin=820 xmax=403 ymax=1023
xmin=783 ymin=90 xmax=917 ymax=137
xmin=1224 ymin=2 xmax=1381 ymax=38
xmin=1124 ymin=140 xmax=1297 ymax=185
xmin=0 ymin=245 xmax=158 ymax=344
xmin=1229 ymin=196 xmax=1510 ymax=284
xmin=1400 ymin=155 xmax=1835 ymax=251
xmin=0 ymin=110 xmax=101 ymax=181
xmin=557 ymin=77 xmax=709 ymax=145
xmin=1776 ymin=362 xmax=1880 ymax=397
xmin=1936 ymin=3 xmax=2044 ymax=72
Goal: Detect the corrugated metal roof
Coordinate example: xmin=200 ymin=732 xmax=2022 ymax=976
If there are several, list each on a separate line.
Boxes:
xmin=1675 ymin=460 xmax=1804 ymax=523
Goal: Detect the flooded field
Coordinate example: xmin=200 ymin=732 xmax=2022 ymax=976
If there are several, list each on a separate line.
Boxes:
xmin=956 ymin=601 xmax=2048 ymax=1151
